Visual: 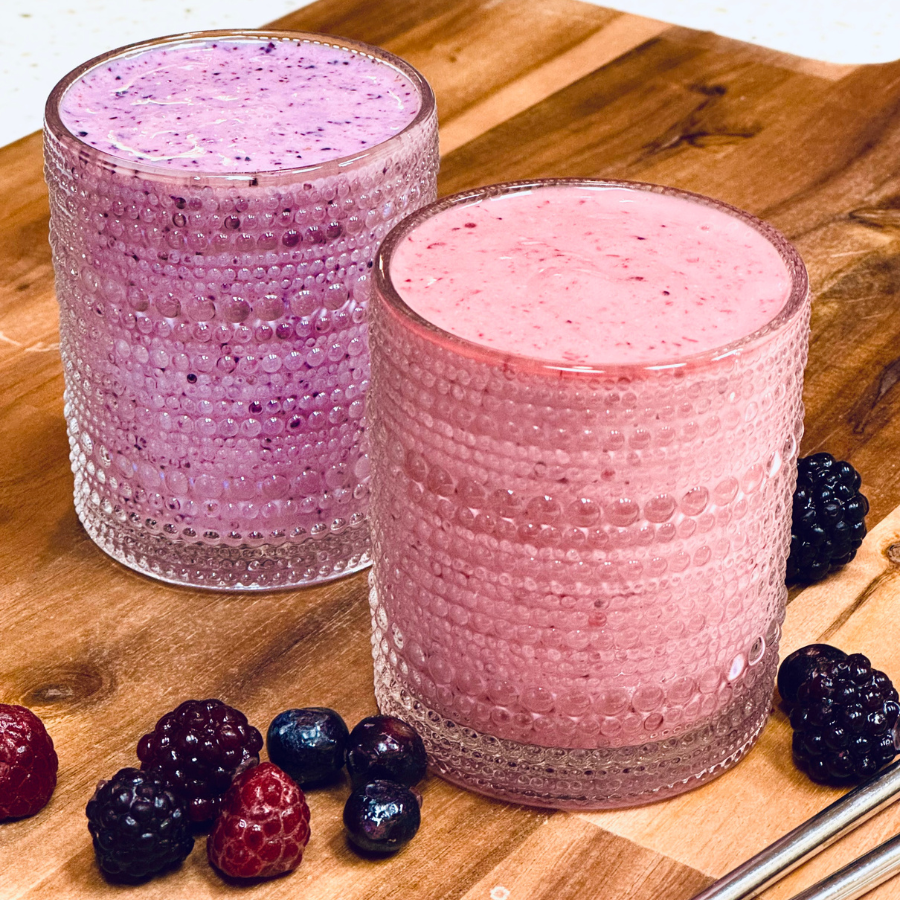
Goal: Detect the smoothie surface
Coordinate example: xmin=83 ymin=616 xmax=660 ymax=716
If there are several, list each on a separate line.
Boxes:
xmin=60 ymin=37 xmax=421 ymax=172
xmin=390 ymin=185 xmax=793 ymax=365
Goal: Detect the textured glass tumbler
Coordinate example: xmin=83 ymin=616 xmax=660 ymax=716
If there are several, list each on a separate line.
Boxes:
xmin=44 ymin=31 xmax=438 ymax=590
xmin=368 ymin=180 xmax=811 ymax=808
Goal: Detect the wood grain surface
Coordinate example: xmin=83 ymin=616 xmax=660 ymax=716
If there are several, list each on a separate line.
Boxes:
xmin=2 ymin=0 xmax=900 ymax=897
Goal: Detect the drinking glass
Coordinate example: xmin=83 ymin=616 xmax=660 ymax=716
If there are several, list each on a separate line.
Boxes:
xmin=368 ymin=179 xmax=810 ymax=808
xmin=43 ymin=30 xmax=438 ymax=589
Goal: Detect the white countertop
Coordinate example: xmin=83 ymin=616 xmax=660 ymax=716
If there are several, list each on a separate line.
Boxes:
xmin=1 ymin=0 xmax=897 ymax=150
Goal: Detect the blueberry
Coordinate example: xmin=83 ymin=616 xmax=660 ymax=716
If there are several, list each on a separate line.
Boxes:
xmin=345 ymin=715 xmax=427 ymax=788
xmin=266 ymin=707 xmax=349 ymax=786
xmin=778 ymin=644 xmax=847 ymax=706
xmin=342 ymin=780 xmax=421 ymax=854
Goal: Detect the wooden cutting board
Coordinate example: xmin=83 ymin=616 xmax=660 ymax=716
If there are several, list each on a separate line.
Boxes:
xmin=2 ymin=0 xmax=900 ymax=896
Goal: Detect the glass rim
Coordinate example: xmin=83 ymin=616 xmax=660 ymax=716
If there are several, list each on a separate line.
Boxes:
xmin=44 ymin=28 xmax=436 ymax=186
xmin=374 ymin=178 xmax=810 ymax=377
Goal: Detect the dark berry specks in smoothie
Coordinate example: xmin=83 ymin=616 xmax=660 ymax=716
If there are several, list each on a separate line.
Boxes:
xmin=391 ymin=186 xmax=792 ymax=366
xmin=60 ymin=37 xmax=421 ymax=172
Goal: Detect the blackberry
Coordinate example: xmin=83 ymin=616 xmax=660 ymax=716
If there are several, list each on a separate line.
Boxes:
xmin=789 ymin=653 xmax=900 ymax=783
xmin=787 ymin=453 xmax=868 ymax=584
xmin=137 ymin=699 xmax=263 ymax=824
xmin=777 ymin=644 xmax=847 ymax=706
xmin=86 ymin=768 xmax=194 ymax=882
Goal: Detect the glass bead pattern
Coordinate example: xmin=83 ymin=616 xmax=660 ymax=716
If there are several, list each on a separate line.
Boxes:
xmin=44 ymin=35 xmax=439 ymax=589
xmin=368 ymin=230 xmax=810 ymax=806
xmin=372 ymin=586 xmax=778 ymax=808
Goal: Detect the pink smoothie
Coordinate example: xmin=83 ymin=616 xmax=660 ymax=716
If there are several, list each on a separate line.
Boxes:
xmin=390 ymin=184 xmax=792 ymax=365
xmin=370 ymin=180 xmax=809 ymax=806
xmin=60 ymin=37 xmax=420 ymax=172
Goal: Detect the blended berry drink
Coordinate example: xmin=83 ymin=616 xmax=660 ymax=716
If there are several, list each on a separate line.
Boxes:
xmin=369 ymin=180 xmax=809 ymax=807
xmin=44 ymin=31 xmax=437 ymax=589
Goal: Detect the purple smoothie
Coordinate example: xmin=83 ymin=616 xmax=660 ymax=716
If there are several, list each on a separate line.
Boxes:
xmin=44 ymin=32 xmax=438 ymax=589
xmin=60 ymin=37 xmax=421 ymax=172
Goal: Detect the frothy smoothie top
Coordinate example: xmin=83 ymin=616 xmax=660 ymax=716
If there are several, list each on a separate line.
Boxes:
xmin=59 ymin=37 xmax=421 ymax=173
xmin=390 ymin=185 xmax=793 ymax=366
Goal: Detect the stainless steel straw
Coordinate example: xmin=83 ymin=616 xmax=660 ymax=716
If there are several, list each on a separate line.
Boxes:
xmin=786 ymin=832 xmax=900 ymax=900
xmin=689 ymin=761 xmax=900 ymax=900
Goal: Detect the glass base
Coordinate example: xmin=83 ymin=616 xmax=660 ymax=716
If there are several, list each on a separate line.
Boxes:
xmin=75 ymin=495 xmax=371 ymax=591
xmin=375 ymin=675 xmax=770 ymax=810
xmin=371 ymin=595 xmax=776 ymax=809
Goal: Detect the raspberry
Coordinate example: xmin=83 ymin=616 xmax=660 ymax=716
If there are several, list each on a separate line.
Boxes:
xmin=787 ymin=453 xmax=868 ymax=584
xmin=86 ymin=768 xmax=194 ymax=882
xmin=137 ymin=699 xmax=263 ymax=823
xmin=343 ymin=780 xmax=421 ymax=854
xmin=346 ymin=715 xmax=427 ymax=788
xmin=789 ymin=653 xmax=900 ymax=783
xmin=267 ymin=707 xmax=349 ymax=785
xmin=0 ymin=704 xmax=58 ymax=819
xmin=207 ymin=762 xmax=310 ymax=880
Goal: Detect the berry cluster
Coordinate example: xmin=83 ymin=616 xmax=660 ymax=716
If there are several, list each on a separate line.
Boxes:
xmin=779 ymin=645 xmax=900 ymax=783
xmin=84 ymin=699 xmax=427 ymax=883
xmin=268 ymin=709 xmax=426 ymax=854
xmin=87 ymin=698 xmax=309 ymax=882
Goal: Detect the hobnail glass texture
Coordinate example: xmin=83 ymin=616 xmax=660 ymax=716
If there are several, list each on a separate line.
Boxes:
xmin=369 ymin=180 xmax=810 ymax=808
xmin=43 ymin=31 xmax=438 ymax=590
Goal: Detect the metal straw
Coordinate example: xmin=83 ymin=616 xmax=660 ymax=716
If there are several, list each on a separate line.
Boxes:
xmin=689 ymin=761 xmax=900 ymax=900
xmin=787 ymin=832 xmax=900 ymax=900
